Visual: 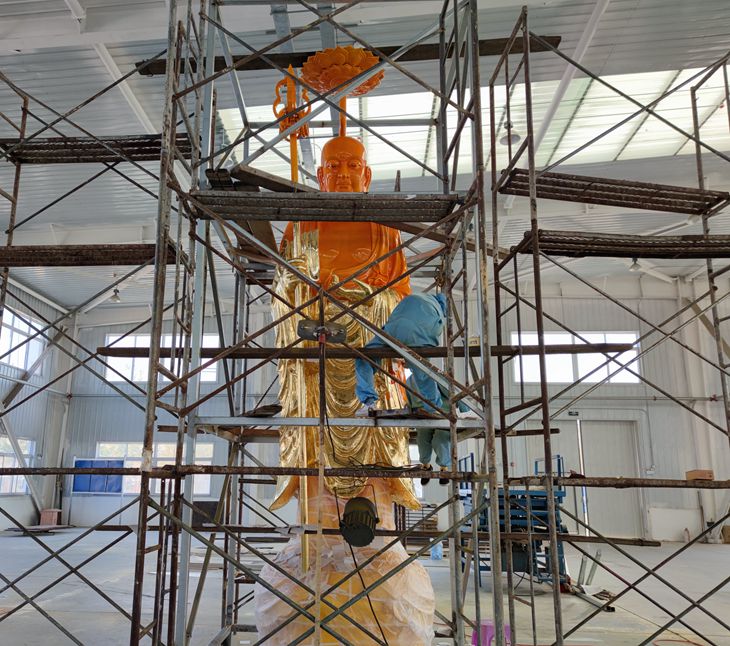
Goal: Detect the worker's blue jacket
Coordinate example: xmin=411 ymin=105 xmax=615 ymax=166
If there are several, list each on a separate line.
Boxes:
xmin=378 ymin=293 xmax=447 ymax=348
xmin=356 ymin=293 xmax=448 ymax=410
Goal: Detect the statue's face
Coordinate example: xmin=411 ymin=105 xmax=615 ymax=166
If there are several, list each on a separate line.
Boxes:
xmin=317 ymin=137 xmax=372 ymax=193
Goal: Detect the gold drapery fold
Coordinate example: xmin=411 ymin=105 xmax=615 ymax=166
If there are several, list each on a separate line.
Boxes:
xmin=270 ymin=226 xmax=419 ymax=510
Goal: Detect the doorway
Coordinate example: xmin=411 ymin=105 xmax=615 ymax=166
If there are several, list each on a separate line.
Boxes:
xmin=580 ymin=420 xmax=643 ymax=538
xmin=521 ymin=419 xmax=643 ymax=538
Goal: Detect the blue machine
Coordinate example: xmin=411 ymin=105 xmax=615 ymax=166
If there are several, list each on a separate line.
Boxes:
xmin=459 ymin=454 xmax=568 ymax=586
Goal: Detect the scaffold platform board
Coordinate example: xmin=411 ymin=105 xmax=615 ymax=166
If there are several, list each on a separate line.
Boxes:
xmin=499 ymin=168 xmax=730 ymax=215
xmin=0 ymin=134 xmax=192 ymax=164
xmin=0 ymin=243 xmax=179 ymax=266
xmin=206 ymin=165 xmax=317 ymax=193
xmin=97 ymin=342 xmax=633 ymax=359
xmin=521 ymin=229 xmax=730 ymax=259
xmin=193 ymin=415 xmax=483 ymax=430
xmin=159 ymin=421 xmax=559 ymax=444
xmin=136 ymin=36 xmax=563 ymax=76
xmin=228 ymin=164 xmax=318 ymax=193
xmin=191 ymin=191 xmax=464 ymax=223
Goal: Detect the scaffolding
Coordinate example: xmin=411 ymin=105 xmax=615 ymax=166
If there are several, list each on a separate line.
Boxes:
xmin=490 ymin=8 xmax=730 ymax=646
xmin=1 ymin=1 xmax=504 ymax=643
xmin=0 ymin=2 xmax=728 ymax=646
xmin=133 ymin=2 xmax=501 ymax=643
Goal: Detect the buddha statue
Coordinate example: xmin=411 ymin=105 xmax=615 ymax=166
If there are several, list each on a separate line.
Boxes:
xmin=254 ymin=136 xmax=435 ymax=645
xmin=270 ymin=135 xmax=416 ymax=509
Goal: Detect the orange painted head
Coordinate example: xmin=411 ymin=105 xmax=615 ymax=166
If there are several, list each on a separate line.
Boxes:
xmin=317 ymin=136 xmax=372 ymax=193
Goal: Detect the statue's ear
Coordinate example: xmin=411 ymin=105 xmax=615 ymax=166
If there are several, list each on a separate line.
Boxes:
xmin=317 ymin=166 xmax=325 ymax=189
xmin=364 ymin=166 xmax=372 ymax=192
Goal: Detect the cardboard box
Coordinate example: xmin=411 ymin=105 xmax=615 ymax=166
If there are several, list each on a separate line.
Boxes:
xmin=685 ymin=469 xmax=714 ymax=481
xmin=722 ymin=526 xmax=730 ymax=545
xmin=39 ymin=509 xmax=62 ymax=526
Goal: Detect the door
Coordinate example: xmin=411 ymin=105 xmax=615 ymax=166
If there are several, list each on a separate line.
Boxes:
xmin=522 ymin=421 xmax=581 ymax=534
xmin=580 ymin=420 xmax=643 ymax=538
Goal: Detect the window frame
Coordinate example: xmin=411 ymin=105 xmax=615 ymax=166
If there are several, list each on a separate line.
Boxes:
xmin=0 ymin=309 xmax=45 ymax=373
xmin=0 ymin=437 xmax=35 ymax=495
xmin=95 ymin=441 xmax=214 ymax=496
xmin=510 ymin=331 xmax=640 ymax=385
xmin=104 ymin=333 xmax=220 ymax=383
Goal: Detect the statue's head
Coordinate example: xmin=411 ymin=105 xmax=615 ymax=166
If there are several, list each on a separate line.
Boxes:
xmin=317 ymin=136 xmax=372 ymax=193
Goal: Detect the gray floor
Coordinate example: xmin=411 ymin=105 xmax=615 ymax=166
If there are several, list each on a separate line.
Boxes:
xmin=0 ymin=529 xmax=728 ymax=645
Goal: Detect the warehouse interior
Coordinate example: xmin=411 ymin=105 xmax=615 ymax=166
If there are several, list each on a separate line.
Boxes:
xmin=0 ymin=0 xmax=729 ymax=644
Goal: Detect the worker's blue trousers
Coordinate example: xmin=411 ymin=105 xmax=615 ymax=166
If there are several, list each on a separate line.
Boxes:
xmin=355 ymin=293 xmax=445 ymax=412
xmin=354 ymin=334 xmax=442 ymax=413
xmin=416 ymin=428 xmax=451 ymax=468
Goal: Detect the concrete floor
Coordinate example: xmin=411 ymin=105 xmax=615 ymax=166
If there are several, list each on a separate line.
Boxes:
xmin=0 ymin=529 xmax=728 ymax=645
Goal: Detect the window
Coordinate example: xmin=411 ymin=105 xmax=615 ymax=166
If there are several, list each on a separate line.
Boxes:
xmin=511 ymin=332 xmax=639 ymax=384
xmin=162 ymin=334 xmax=219 ymax=383
xmin=0 ymin=437 xmax=35 ymax=494
xmin=96 ymin=441 xmax=214 ymax=496
xmin=104 ymin=334 xmax=220 ymax=383
xmin=408 ymin=445 xmax=424 ymax=499
xmin=0 ymin=309 xmax=44 ymax=372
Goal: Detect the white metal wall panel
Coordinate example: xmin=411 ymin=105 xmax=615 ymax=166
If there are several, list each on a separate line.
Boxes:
xmin=487 ymin=294 xmax=708 ymax=521
xmin=65 ymin=312 xmax=278 ymax=460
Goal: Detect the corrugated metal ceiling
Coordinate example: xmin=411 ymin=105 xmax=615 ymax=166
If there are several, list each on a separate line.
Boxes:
xmin=0 ymin=0 xmax=729 ymax=308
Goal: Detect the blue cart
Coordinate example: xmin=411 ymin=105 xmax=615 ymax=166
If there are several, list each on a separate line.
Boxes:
xmin=459 ymin=454 xmax=568 ymax=587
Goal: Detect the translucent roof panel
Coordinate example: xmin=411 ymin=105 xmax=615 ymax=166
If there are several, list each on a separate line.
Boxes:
xmin=217 ymin=64 xmax=730 ymax=187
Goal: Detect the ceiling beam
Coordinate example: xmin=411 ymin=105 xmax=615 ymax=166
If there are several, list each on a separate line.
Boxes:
xmin=0 ymin=4 xmax=271 ymax=54
xmin=672 ymin=89 xmax=730 ymax=157
xmin=534 ymin=0 xmax=611 ymax=154
xmin=136 ymin=36 xmax=564 ymax=76
xmin=8 ymin=3 xmax=533 ymax=56
xmin=81 ymin=266 xmax=155 ymax=314
xmin=6 ymin=276 xmax=69 ymax=314
xmin=93 ymin=43 xmax=157 ymax=134
xmin=62 ymin=0 xmax=86 ymax=22
xmin=628 ymin=259 xmax=676 ymax=283
xmin=542 ymin=77 xmax=593 ymax=169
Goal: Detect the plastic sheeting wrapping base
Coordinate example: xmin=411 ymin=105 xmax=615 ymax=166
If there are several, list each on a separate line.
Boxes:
xmin=254 ymin=484 xmax=435 ymax=645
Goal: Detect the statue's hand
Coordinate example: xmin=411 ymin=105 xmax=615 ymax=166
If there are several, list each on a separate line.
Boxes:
xmin=328 ymin=277 xmax=373 ymax=303
xmin=274 ymin=255 xmax=315 ymax=295
xmin=287 ymin=255 xmax=310 ymax=275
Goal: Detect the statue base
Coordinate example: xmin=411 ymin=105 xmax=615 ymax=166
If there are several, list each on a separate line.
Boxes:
xmin=254 ymin=480 xmax=435 ymax=645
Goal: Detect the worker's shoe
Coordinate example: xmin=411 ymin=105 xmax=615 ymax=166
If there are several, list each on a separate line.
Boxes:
xmin=420 ymin=464 xmax=433 ymax=486
xmin=456 ymin=408 xmax=479 ymax=420
xmin=355 ymin=401 xmax=377 ymax=417
xmin=439 ymin=467 xmax=449 ymax=486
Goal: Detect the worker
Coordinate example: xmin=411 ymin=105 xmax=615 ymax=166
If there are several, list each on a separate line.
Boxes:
xmin=407 ymin=376 xmax=471 ymax=485
xmin=355 ymin=292 xmax=448 ymax=417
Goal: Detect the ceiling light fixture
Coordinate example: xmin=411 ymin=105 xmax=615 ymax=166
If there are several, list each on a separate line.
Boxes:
xmin=499 ymin=131 xmax=522 ymax=146
xmin=499 ymin=121 xmax=522 ymax=146
xmin=109 ymin=288 xmax=122 ymax=304
xmin=629 ymin=258 xmax=641 ymax=273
